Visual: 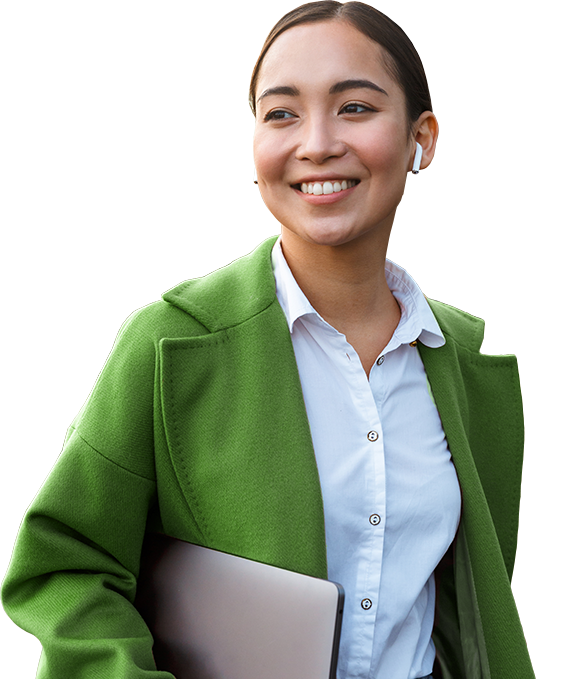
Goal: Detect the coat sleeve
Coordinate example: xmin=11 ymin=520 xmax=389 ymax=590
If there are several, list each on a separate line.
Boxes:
xmin=1 ymin=305 xmax=176 ymax=678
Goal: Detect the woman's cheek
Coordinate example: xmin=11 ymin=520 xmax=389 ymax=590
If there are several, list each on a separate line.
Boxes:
xmin=254 ymin=133 xmax=287 ymax=184
xmin=370 ymin=137 xmax=406 ymax=178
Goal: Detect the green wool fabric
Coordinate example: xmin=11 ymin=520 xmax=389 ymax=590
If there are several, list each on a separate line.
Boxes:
xmin=2 ymin=237 xmax=534 ymax=678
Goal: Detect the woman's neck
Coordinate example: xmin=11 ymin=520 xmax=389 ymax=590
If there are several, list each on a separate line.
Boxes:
xmin=280 ymin=229 xmax=401 ymax=375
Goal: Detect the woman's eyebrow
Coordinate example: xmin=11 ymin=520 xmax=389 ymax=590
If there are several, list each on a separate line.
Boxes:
xmin=257 ymin=79 xmax=388 ymax=104
xmin=329 ymin=79 xmax=388 ymax=96
xmin=257 ymin=85 xmax=300 ymax=103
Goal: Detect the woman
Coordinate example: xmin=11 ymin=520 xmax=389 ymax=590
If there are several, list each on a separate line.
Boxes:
xmin=2 ymin=2 xmax=534 ymax=678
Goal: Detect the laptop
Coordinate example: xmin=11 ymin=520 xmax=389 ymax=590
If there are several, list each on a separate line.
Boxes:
xmin=135 ymin=533 xmax=344 ymax=679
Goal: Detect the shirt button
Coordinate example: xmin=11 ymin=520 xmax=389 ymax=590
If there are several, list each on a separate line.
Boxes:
xmin=361 ymin=598 xmax=372 ymax=610
xmin=369 ymin=514 xmax=381 ymax=526
xmin=376 ymin=356 xmax=385 ymax=366
xmin=367 ymin=431 xmax=379 ymax=442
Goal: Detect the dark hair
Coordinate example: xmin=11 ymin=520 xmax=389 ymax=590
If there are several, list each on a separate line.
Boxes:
xmin=249 ymin=1 xmax=432 ymax=131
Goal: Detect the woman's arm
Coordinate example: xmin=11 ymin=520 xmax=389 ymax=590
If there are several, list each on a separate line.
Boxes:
xmin=2 ymin=306 xmax=175 ymax=678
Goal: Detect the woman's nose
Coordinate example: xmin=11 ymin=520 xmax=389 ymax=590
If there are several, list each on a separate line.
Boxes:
xmin=295 ymin=116 xmax=346 ymax=164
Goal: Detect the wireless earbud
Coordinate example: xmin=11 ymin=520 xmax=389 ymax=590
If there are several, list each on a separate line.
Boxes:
xmin=412 ymin=142 xmax=423 ymax=174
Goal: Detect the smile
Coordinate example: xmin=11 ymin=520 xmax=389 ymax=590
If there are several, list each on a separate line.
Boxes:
xmin=294 ymin=179 xmax=360 ymax=195
xmin=290 ymin=177 xmax=361 ymax=205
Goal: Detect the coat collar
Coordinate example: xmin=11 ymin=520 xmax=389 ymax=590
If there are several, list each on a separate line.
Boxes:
xmin=162 ymin=237 xmax=279 ymax=333
xmin=162 ymin=235 xmax=485 ymax=354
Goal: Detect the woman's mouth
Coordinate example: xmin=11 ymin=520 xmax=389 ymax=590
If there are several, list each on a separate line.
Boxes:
xmin=292 ymin=179 xmax=360 ymax=195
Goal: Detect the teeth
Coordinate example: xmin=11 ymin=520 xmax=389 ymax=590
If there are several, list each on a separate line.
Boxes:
xmin=300 ymin=179 xmax=357 ymax=195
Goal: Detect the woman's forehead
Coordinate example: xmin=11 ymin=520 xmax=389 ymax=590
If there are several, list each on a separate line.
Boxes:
xmin=256 ymin=20 xmax=394 ymax=95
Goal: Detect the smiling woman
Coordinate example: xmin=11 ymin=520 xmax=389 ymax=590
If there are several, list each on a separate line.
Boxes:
xmin=1 ymin=3 xmax=535 ymax=679
xmin=252 ymin=18 xmax=433 ymax=371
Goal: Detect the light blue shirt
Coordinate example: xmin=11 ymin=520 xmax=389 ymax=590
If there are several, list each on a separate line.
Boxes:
xmin=272 ymin=240 xmax=461 ymax=679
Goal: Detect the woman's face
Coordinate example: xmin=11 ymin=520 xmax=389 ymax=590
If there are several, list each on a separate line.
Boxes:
xmin=253 ymin=20 xmax=415 ymax=250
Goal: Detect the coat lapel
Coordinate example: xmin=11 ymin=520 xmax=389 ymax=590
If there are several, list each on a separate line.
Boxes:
xmin=419 ymin=307 xmax=532 ymax=679
xmin=418 ymin=304 xmax=524 ymax=581
xmin=160 ymin=238 xmax=328 ymax=579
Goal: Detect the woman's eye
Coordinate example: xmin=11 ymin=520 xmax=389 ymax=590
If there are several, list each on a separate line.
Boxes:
xmin=263 ymin=109 xmax=296 ymax=122
xmin=340 ymin=103 xmax=374 ymax=114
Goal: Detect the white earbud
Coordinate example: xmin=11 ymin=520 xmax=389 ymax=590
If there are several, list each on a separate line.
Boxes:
xmin=412 ymin=142 xmax=423 ymax=174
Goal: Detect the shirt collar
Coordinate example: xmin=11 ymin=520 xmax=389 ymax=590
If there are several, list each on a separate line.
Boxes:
xmin=271 ymin=239 xmax=445 ymax=349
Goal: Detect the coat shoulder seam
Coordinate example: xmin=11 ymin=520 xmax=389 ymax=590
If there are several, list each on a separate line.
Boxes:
xmin=71 ymin=427 xmax=156 ymax=483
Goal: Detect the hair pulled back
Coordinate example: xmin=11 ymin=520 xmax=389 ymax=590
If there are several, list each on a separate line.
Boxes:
xmin=249 ymin=1 xmax=432 ymax=131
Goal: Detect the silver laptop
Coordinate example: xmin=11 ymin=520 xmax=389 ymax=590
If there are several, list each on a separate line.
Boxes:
xmin=135 ymin=534 xmax=344 ymax=679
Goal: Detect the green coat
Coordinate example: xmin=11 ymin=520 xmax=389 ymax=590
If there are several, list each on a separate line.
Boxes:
xmin=2 ymin=237 xmax=534 ymax=679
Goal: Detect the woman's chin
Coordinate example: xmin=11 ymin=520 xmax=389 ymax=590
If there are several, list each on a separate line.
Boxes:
xmin=281 ymin=222 xmax=366 ymax=249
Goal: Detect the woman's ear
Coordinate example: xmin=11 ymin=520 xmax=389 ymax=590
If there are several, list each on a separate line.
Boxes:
xmin=410 ymin=111 xmax=439 ymax=173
